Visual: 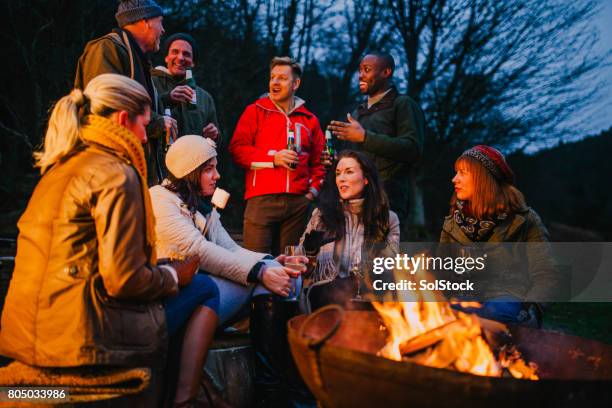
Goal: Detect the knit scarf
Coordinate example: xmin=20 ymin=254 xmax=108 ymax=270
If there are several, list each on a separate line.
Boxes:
xmin=80 ymin=115 xmax=157 ymax=264
xmin=312 ymin=198 xmax=365 ymax=283
xmin=453 ymin=200 xmax=508 ymax=242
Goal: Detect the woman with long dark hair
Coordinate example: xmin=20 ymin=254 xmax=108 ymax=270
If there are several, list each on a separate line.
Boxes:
xmin=440 ymin=145 xmax=562 ymax=327
xmin=300 ymin=150 xmax=400 ymax=311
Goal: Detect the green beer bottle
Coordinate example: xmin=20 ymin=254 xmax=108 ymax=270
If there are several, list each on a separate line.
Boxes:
xmin=185 ymin=69 xmax=197 ymax=106
xmin=287 ymin=127 xmax=297 ymax=170
xmin=325 ymin=129 xmax=334 ymax=156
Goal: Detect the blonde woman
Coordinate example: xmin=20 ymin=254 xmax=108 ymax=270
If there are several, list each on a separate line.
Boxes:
xmin=0 ymin=74 xmax=219 ymax=406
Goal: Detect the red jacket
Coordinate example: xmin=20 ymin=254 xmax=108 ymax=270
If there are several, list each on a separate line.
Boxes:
xmin=230 ymin=97 xmax=325 ymax=200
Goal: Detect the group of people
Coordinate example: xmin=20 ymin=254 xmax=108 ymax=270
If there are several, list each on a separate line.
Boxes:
xmin=0 ymin=0 xmax=560 ymax=407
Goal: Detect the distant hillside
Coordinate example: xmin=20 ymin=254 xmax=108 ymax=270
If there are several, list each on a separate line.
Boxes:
xmin=507 ymin=128 xmax=612 ymax=240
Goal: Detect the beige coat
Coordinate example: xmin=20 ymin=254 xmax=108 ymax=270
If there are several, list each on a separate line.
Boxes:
xmin=149 ymin=184 xmax=267 ymax=285
xmin=0 ymin=143 xmax=178 ymax=367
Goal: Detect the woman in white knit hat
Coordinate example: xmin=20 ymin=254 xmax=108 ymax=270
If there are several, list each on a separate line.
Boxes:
xmin=150 ymin=135 xmax=311 ymax=406
xmin=150 ymin=136 xmax=307 ymax=321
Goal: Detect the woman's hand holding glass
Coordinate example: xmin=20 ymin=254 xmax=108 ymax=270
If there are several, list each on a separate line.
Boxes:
xmin=260 ymin=262 xmax=303 ymax=297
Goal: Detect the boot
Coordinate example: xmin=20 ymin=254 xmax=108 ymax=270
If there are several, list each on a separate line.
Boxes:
xmin=173 ymin=306 xmax=219 ymax=407
xmin=250 ymin=295 xmax=314 ymax=408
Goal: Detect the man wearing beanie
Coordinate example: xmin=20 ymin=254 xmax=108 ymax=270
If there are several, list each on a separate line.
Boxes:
xmin=74 ymin=0 xmax=176 ymax=186
xmin=151 ymin=33 xmax=221 ymax=146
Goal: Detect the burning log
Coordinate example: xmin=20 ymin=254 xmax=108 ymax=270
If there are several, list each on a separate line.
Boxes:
xmin=499 ymin=344 xmax=539 ymax=380
xmin=398 ymin=319 xmax=463 ymax=355
xmin=374 ymin=300 xmax=538 ymax=379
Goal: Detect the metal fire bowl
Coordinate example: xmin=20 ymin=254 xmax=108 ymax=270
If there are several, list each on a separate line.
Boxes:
xmin=288 ymin=307 xmax=612 ymax=408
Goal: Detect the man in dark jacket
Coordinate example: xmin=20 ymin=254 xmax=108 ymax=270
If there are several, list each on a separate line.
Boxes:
xmin=151 ymin=33 xmax=221 ymax=147
xmin=329 ymin=53 xmax=425 ymax=236
xmin=74 ymin=0 xmax=176 ymax=185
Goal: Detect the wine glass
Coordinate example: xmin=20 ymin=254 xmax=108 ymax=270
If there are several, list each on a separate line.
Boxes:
xmin=284 ymin=245 xmax=305 ymax=301
xmin=350 ymin=263 xmax=365 ymax=302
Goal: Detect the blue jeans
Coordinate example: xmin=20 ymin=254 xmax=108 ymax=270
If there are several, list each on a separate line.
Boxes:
xmin=451 ymin=295 xmax=540 ymax=327
xmin=207 ymin=273 xmax=302 ymax=327
xmin=164 ymin=274 xmax=220 ymax=337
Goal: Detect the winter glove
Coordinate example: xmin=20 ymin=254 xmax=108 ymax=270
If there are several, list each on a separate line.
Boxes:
xmin=302 ymin=230 xmax=336 ymax=256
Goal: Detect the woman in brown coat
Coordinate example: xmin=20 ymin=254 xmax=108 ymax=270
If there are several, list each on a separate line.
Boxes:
xmin=0 ymin=74 xmax=219 ymax=406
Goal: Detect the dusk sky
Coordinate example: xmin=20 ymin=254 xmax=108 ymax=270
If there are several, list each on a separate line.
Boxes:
xmin=583 ymin=0 xmax=612 ymax=135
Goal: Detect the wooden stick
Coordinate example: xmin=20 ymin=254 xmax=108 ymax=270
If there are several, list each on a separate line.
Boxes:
xmin=399 ymin=320 xmax=463 ymax=356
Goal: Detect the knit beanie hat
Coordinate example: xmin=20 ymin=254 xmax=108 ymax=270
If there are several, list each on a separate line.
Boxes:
xmin=166 ymin=135 xmax=217 ymax=178
xmin=460 ymin=145 xmax=515 ymax=184
xmin=115 ymin=0 xmax=163 ymax=27
xmin=163 ymin=33 xmax=198 ymax=63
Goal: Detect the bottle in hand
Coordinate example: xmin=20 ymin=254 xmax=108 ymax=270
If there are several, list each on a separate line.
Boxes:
xmin=287 ymin=128 xmax=297 ymax=169
xmin=185 ymin=69 xmax=197 ymax=106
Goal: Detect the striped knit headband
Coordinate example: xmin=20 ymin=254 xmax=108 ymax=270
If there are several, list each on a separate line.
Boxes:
xmin=460 ymin=145 xmax=514 ymax=184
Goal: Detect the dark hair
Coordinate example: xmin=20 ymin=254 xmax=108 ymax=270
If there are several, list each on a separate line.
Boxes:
xmin=366 ymin=52 xmax=395 ymax=74
xmin=163 ymin=160 xmax=210 ymax=212
xmin=163 ymin=33 xmax=198 ymax=62
xmin=317 ymin=150 xmax=390 ymax=242
xmin=270 ymin=56 xmax=302 ymax=78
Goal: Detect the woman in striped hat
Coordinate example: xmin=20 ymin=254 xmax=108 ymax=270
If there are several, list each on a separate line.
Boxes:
xmin=440 ymin=145 xmax=563 ymax=327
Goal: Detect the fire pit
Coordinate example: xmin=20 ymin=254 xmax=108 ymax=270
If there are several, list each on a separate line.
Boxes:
xmin=288 ymin=306 xmax=612 ymax=408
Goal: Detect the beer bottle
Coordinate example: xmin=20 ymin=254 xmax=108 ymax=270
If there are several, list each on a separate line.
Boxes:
xmin=185 ymin=69 xmax=197 ymax=106
xmin=325 ymin=129 xmax=334 ymax=156
xmin=287 ymin=127 xmax=297 ymax=169
xmin=164 ymin=107 xmax=175 ymax=152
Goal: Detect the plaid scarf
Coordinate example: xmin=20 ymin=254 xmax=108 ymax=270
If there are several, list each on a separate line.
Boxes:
xmin=453 ymin=200 xmax=508 ymax=242
xmin=80 ymin=115 xmax=157 ymax=264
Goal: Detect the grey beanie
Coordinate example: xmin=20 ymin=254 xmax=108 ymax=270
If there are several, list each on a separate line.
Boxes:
xmin=115 ymin=0 xmax=163 ymax=27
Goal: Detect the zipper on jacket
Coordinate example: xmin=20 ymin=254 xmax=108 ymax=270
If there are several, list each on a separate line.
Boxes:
xmin=286 ymin=117 xmax=291 ymax=193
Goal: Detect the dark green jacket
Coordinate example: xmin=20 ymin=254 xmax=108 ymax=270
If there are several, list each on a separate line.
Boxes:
xmin=351 ymin=86 xmax=424 ymax=179
xmin=74 ymin=29 xmax=166 ymax=185
xmin=440 ymin=207 xmax=564 ymax=302
xmin=350 ymin=86 xmax=424 ymax=221
xmin=151 ymin=66 xmax=221 ymax=149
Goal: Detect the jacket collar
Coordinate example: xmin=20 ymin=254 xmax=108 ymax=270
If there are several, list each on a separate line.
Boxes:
xmin=255 ymin=95 xmax=311 ymax=117
xmin=442 ymin=206 xmax=530 ymax=243
xmin=113 ymin=28 xmax=148 ymax=63
xmin=151 ymin=65 xmax=181 ymax=82
xmin=356 ymin=85 xmax=398 ymax=117
xmin=152 ymin=65 xmax=172 ymax=76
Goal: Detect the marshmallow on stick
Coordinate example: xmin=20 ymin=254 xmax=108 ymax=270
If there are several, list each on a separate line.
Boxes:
xmin=203 ymin=188 xmax=230 ymax=238
xmin=211 ymin=188 xmax=230 ymax=209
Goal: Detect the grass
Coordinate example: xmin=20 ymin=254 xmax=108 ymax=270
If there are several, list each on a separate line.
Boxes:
xmin=542 ymin=303 xmax=612 ymax=344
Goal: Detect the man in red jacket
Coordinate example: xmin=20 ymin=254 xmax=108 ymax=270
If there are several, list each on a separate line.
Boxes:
xmin=230 ymin=56 xmax=324 ymax=407
xmin=230 ymin=56 xmax=325 ymax=255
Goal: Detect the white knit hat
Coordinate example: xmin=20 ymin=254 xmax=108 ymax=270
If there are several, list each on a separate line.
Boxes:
xmin=165 ymin=135 xmax=217 ymax=178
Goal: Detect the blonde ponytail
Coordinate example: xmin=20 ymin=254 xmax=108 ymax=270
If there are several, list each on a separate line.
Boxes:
xmin=34 ymin=89 xmax=86 ymax=173
xmin=34 ymin=74 xmax=151 ymax=173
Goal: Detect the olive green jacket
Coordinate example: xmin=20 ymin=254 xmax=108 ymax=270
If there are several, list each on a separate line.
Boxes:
xmin=74 ymin=29 xmax=166 ymax=185
xmin=440 ymin=207 xmax=564 ymax=302
xmin=350 ymin=86 xmax=425 ymax=222
xmin=151 ymin=66 xmax=222 ymax=149
xmin=351 ymin=86 xmax=424 ymax=179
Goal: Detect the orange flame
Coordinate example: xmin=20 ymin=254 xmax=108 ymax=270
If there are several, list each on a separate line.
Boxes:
xmin=373 ymin=270 xmax=538 ymax=379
